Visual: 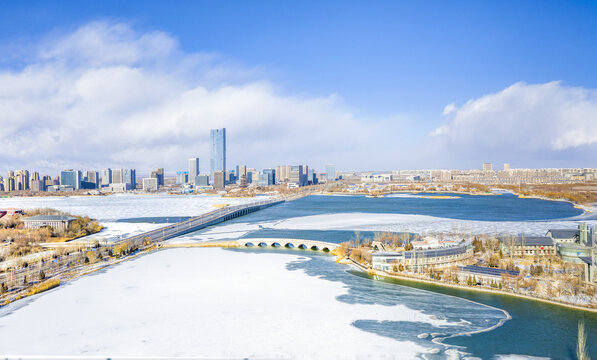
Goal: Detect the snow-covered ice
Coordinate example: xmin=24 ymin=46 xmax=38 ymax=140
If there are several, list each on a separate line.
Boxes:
xmin=177 ymin=212 xmax=597 ymax=243
xmin=0 ymin=248 xmax=466 ymax=358
xmin=0 ymin=194 xmax=268 ymax=220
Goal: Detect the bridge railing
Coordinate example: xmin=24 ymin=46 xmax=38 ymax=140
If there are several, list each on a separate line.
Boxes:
xmin=113 ymin=197 xmax=285 ymax=248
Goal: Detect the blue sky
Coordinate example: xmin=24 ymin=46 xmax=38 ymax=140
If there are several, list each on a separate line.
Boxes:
xmin=0 ymin=1 xmax=596 ymax=173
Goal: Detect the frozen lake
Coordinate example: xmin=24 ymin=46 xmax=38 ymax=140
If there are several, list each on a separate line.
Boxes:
xmin=0 ymin=248 xmax=507 ymax=358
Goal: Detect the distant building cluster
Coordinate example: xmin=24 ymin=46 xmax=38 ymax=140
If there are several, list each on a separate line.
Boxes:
xmin=361 ymin=162 xmax=597 ymax=184
xmin=0 ymin=128 xmax=339 ymax=194
xmin=0 ymin=168 xmax=138 ymax=193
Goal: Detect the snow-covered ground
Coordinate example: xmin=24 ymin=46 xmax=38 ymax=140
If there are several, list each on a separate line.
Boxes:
xmin=0 ymin=194 xmax=268 ymax=221
xmin=0 ymin=248 xmax=493 ymax=358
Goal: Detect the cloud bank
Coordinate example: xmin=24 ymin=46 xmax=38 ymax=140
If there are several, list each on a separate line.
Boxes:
xmin=0 ymin=21 xmax=380 ymax=174
xmin=1 ymin=21 xmax=596 ymax=174
xmin=431 ymin=81 xmax=597 ymax=167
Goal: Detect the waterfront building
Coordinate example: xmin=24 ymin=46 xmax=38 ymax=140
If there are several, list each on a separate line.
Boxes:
xmin=195 ymin=174 xmax=210 ymax=187
xmin=212 ymin=171 xmax=225 ymax=190
xmin=326 ymin=164 xmax=336 ymax=181
xmin=546 ymin=229 xmax=579 ymax=243
xmin=142 ymin=178 xmax=158 ymax=192
xmin=210 ymin=128 xmax=226 ymax=178
xmin=60 ymin=170 xmax=81 ymax=190
xmin=150 ymin=168 xmax=164 ymax=187
xmin=46 ymin=185 xmax=74 ymax=192
xmin=372 ymin=243 xmax=474 ymax=272
xmin=499 ymin=236 xmax=556 ymax=256
xmin=176 ymin=171 xmax=189 ymax=184
xmin=23 ymin=215 xmax=75 ymax=232
xmin=457 ymin=265 xmax=519 ymax=285
xmin=189 ymin=158 xmax=200 ymax=181
xmin=101 ymin=168 xmax=112 ymax=187
xmin=0 ymin=177 xmax=3 ymax=192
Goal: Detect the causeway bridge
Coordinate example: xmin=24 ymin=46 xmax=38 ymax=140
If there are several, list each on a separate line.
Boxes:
xmin=237 ymin=238 xmax=339 ymax=252
xmin=114 ymin=198 xmax=284 ymax=248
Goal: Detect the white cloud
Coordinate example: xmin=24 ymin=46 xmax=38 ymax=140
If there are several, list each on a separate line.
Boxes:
xmin=0 ymin=21 xmax=389 ymax=175
xmin=431 ymin=81 xmax=597 ymax=166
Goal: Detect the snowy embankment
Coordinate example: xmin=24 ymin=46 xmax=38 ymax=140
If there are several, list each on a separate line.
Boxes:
xmin=0 ymin=248 xmax=455 ymax=358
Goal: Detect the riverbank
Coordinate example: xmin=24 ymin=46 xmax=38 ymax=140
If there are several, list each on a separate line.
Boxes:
xmin=343 ymin=258 xmax=597 ymax=313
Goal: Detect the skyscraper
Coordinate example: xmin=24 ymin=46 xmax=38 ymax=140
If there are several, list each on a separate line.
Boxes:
xmin=150 ymin=168 xmax=164 ymax=187
xmin=111 ymin=169 xmax=123 ymax=184
xmin=60 ymin=170 xmax=81 ymax=189
xmin=210 ymin=128 xmax=226 ymax=178
xmin=189 ymin=158 xmax=199 ymax=181
xmin=101 ymin=168 xmax=112 ymax=187
xmin=326 ymin=164 xmax=336 ymax=181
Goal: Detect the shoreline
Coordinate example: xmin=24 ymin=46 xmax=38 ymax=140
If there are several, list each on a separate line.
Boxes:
xmin=344 ymin=259 xmax=597 ymax=313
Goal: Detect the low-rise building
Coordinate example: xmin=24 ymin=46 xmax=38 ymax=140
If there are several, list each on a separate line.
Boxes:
xmin=23 ymin=215 xmax=76 ymax=232
xmin=372 ymin=244 xmax=473 ymax=272
xmin=457 ymin=265 xmax=519 ymax=285
xmin=546 ymin=229 xmax=578 ymax=243
xmin=143 ymin=178 xmax=158 ymax=192
xmin=499 ymin=236 xmax=556 ymax=256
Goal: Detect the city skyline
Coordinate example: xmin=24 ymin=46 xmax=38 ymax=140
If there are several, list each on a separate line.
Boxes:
xmin=1 ymin=2 xmax=596 ymax=173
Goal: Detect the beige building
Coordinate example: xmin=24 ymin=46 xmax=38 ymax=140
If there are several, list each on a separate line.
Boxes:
xmin=23 ymin=215 xmax=76 ymax=232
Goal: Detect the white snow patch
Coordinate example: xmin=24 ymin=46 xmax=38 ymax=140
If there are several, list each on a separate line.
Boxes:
xmin=0 ymin=248 xmax=435 ymax=358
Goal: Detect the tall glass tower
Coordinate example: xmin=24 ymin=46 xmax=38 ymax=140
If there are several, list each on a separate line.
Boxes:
xmin=210 ymin=128 xmax=226 ymax=179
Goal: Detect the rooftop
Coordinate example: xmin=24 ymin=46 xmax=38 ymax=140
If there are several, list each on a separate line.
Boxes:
xmin=547 ymin=229 xmax=579 ymax=239
xmin=459 ymin=265 xmax=520 ymax=277
xmin=23 ymin=215 xmax=76 ymax=221
xmin=499 ymin=236 xmax=554 ymax=247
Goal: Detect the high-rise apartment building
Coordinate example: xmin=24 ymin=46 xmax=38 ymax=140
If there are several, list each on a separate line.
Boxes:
xmin=504 ymin=163 xmax=511 ymax=171
xmin=262 ymin=168 xmax=276 ymax=186
xmin=275 ymin=165 xmax=291 ymax=184
xmin=326 ymin=164 xmax=336 ymax=181
xmin=101 ymin=168 xmax=112 ymax=187
xmin=111 ymin=169 xmax=123 ymax=184
xmin=122 ymin=169 xmax=136 ymax=190
xmin=210 ymin=128 xmax=226 ymax=178
xmin=212 ymin=170 xmax=225 ymax=190
xmin=236 ymin=165 xmax=247 ymax=179
xmin=289 ymin=165 xmax=304 ymax=186
xmin=176 ymin=171 xmax=189 ymax=184
xmin=14 ymin=170 xmax=29 ymax=191
xmin=188 ymin=158 xmax=199 ymax=181
xmin=483 ymin=163 xmax=493 ymax=171
xmin=150 ymin=168 xmax=164 ymax=187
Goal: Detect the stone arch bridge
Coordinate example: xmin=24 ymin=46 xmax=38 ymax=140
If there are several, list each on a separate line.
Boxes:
xmin=236 ymin=238 xmax=339 ymax=252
